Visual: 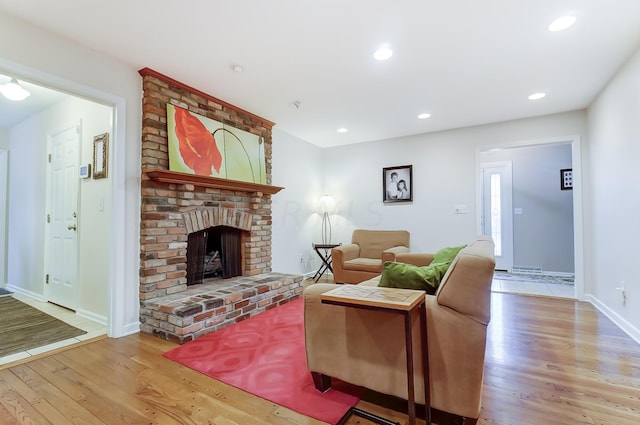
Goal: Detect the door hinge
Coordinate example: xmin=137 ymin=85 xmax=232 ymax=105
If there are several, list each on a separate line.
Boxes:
xmin=48 ymin=153 xmax=52 ymax=163
xmin=47 ymin=214 xmax=50 ymax=223
xmin=46 ymin=274 xmax=50 ymax=284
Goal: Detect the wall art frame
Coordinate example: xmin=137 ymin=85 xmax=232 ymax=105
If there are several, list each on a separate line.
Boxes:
xmin=383 ymin=165 xmax=413 ymax=203
xmin=93 ymin=133 xmax=109 ymax=179
xmin=560 ymin=168 xmax=572 ymax=190
xmin=166 ymin=104 xmax=266 ymax=184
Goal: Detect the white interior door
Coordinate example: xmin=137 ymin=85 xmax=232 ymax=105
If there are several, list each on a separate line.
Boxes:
xmin=48 ymin=125 xmax=80 ymax=309
xmin=481 ymin=161 xmax=513 ymax=271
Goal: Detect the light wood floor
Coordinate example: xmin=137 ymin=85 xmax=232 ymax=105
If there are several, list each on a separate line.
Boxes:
xmin=1 ymin=292 xmax=639 ymax=425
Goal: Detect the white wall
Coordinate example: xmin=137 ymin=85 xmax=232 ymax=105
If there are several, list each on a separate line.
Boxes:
xmin=6 ymin=97 xmax=112 ymax=319
xmin=271 ymin=128 xmax=325 ymax=274
xmin=321 ymin=111 xmax=587 ymax=254
xmin=1 ymin=11 xmax=141 ymax=337
xmin=587 ymin=46 xmax=640 ymax=341
xmin=0 ymin=128 xmax=8 ymax=148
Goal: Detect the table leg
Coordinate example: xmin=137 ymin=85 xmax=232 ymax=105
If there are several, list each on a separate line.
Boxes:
xmin=404 ymin=311 xmax=416 ymax=425
xmin=313 ymin=248 xmax=334 ymax=282
xmin=420 ymin=302 xmax=431 ymax=425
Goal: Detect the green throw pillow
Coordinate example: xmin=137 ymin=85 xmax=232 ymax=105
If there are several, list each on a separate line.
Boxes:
xmin=433 ymin=245 xmax=466 ymax=264
xmin=378 ymin=261 xmax=449 ymax=294
xmin=378 ymin=245 xmax=467 ymax=293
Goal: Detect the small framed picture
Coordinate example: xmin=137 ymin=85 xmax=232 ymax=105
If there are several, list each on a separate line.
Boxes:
xmin=383 ymin=165 xmax=413 ymax=203
xmin=560 ymin=168 xmax=572 ymax=190
xmin=93 ymin=133 xmax=109 ymax=179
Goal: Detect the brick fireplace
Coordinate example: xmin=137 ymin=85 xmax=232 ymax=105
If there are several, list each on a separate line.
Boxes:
xmin=137 ymin=68 xmax=303 ymax=343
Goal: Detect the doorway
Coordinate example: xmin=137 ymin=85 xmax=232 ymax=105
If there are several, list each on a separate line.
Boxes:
xmin=477 ymin=137 xmax=584 ymax=299
xmin=1 ymin=75 xmax=114 ymax=357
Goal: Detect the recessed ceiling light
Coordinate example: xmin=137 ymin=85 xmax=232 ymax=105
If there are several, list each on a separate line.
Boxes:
xmin=528 ymin=92 xmax=546 ymax=100
xmin=337 ymin=128 xmax=348 ymax=133
xmin=417 ymin=113 xmax=431 ymax=119
xmin=548 ymin=16 xmax=576 ymax=32
xmin=232 ymin=64 xmax=243 ymax=73
xmin=373 ymin=46 xmax=393 ymax=61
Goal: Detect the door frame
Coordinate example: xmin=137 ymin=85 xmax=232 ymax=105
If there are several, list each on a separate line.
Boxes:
xmin=475 ymin=135 xmax=585 ymax=300
xmin=480 ymin=160 xmax=514 ymax=272
xmin=0 ymin=57 xmax=129 ymax=337
xmin=44 ymin=122 xmax=81 ymax=310
xmin=0 ymin=149 xmax=8 ymax=285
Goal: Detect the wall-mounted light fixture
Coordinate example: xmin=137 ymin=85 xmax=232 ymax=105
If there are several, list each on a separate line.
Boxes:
xmin=0 ymin=78 xmax=31 ymax=101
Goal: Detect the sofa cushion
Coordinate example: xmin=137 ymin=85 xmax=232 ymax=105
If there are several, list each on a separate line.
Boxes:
xmin=378 ymin=261 xmax=450 ymax=294
xmin=352 ymin=229 xmax=410 ymax=259
xmin=343 ymin=258 xmax=382 ymax=273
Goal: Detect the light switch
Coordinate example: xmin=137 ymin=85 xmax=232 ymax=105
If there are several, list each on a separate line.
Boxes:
xmin=454 ymin=204 xmax=468 ymax=214
xmin=98 ymin=197 xmax=104 ymax=212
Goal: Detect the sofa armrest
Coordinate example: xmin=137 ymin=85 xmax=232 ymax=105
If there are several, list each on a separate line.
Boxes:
xmin=381 ymin=246 xmax=410 ymax=263
xmin=332 ymin=244 xmax=360 ymax=264
xmin=304 ymin=283 xmax=488 ymax=419
xmin=303 ymin=283 xmax=426 ymax=402
xmin=395 ymin=253 xmax=435 ymax=267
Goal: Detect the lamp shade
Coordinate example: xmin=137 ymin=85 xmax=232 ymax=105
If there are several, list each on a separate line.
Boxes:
xmin=319 ymin=194 xmax=335 ymax=213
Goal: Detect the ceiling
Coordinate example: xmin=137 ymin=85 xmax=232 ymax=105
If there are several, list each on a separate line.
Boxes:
xmin=1 ymin=0 xmax=640 ymax=147
xmin=0 ymin=75 xmax=68 ymax=128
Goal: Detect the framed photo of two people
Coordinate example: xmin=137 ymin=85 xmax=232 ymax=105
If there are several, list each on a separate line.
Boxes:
xmin=383 ymin=165 xmax=412 ymax=203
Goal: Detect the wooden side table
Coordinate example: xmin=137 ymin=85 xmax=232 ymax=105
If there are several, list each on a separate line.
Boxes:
xmin=320 ymin=285 xmax=431 ymax=425
xmin=312 ymin=243 xmax=340 ymax=282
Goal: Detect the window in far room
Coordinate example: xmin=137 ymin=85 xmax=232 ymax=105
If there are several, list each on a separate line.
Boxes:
xmin=490 ymin=173 xmax=502 ymax=257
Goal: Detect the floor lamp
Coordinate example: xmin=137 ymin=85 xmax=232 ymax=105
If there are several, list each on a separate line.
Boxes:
xmin=319 ymin=194 xmax=334 ymax=244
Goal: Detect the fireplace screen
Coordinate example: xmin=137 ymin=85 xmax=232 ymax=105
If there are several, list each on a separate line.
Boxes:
xmin=186 ymin=226 xmax=242 ymax=285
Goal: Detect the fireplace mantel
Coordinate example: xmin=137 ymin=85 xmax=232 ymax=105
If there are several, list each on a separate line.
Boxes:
xmin=144 ymin=169 xmax=284 ymax=195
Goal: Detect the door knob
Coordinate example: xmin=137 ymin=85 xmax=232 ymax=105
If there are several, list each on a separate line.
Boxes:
xmin=67 ymin=225 xmax=77 ymax=231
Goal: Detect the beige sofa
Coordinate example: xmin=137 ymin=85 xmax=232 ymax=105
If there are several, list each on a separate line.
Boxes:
xmin=332 ymin=229 xmax=410 ymax=284
xmin=304 ymin=236 xmax=495 ymax=424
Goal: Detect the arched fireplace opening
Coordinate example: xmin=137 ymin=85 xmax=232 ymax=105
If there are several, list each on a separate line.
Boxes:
xmin=186 ymin=226 xmax=242 ymax=285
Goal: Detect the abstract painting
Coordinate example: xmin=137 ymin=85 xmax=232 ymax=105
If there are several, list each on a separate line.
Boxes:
xmin=167 ymin=104 xmax=266 ymax=184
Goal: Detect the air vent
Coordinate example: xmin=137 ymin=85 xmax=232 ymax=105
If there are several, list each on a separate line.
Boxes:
xmin=512 ymin=266 xmax=543 ymax=275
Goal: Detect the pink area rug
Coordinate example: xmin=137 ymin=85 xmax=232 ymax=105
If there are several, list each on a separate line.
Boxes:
xmin=163 ymin=298 xmax=360 ymax=424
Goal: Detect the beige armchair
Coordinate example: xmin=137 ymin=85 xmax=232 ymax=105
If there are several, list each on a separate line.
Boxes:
xmin=332 ymin=229 xmax=410 ymax=284
xmin=304 ymin=237 xmax=495 ymax=424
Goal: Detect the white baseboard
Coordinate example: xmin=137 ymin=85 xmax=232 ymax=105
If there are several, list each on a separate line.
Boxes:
xmin=5 ymin=284 xmax=46 ymax=302
xmin=585 ymin=294 xmax=640 ymax=345
xmin=302 ymin=271 xmax=333 ymax=280
xmin=76 ymin=308 xmax=108 ymax=327
xmin=121 ymin=322 xmax=141 ymax=337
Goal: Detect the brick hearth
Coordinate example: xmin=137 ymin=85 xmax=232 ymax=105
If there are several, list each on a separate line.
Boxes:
xmin=137 ymin=68 xmax=300 ymax=342
xmin=140 ymin=273 xmax=303 ymax=343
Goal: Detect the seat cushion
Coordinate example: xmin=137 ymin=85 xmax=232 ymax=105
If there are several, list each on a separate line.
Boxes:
xmin=343 ymin=258 xmax=382 ymax=273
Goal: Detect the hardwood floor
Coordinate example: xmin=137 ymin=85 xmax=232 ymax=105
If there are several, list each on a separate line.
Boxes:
xmin=1 ymin=292 xmax=639 ymax=425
